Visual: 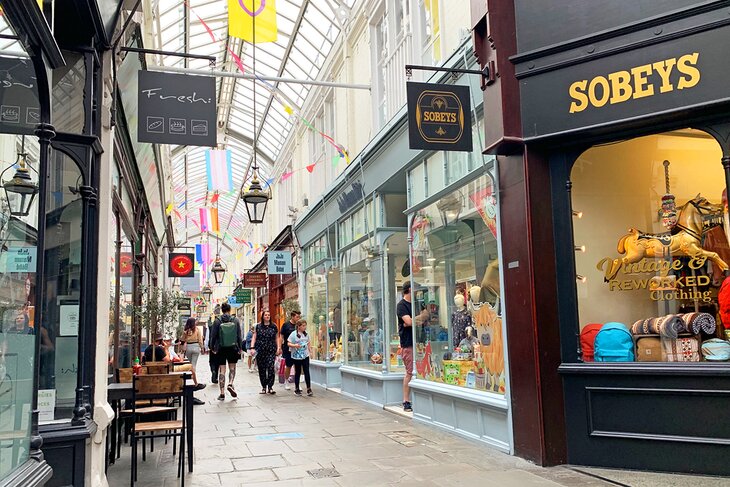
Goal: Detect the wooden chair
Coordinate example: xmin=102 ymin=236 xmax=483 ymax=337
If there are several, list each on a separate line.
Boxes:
xmin=130 ymin=374 xmax=186 ymax=486
xmin=145 ymin=362 xmax=171 ymax=375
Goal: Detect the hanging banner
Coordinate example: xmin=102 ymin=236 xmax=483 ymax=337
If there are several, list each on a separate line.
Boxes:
xmin=168 ymin=253 xmax=195 ymax=278
xmin=243 ymin=272 xmax=267 ymax=287
xmin=0 ymin=56 xmax=40 ymax=136
xmin=137 ymin=70 xmax=217 ymax=146
xmin=268 ymin=251 xmax=293 ymax=275
xmin=407 ymin=81 xmax=472 ymax=152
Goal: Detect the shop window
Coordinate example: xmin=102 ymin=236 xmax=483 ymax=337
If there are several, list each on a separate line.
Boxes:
xmin=328 ymin=266 xmax=342 ymax=362
xmin=411 ymin=173 xmax=506 ymax=394
xmin=306 ymin=265 xmax=328 ymax=361
xmin=52 ymin=50 xmax=86 ymax=134
xmin=341 ymin=244 xmax=384 ymax=370
xmin=572 ymin=129 xmax=729 ymax=363
xmin=425 ymin=151 xmax=445 ymax=197
xmin=0 ymin=134 xmax=40 ymax=476
xmin=385 ymin=232 xmax=409 ymax=372
xmin=408 ymin=161 xmax=426 ymax=206
xmin=39 ymin=150 xmax=84 ymax=422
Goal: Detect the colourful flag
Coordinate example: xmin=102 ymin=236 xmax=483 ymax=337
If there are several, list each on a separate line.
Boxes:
xmin=199 ymin=207 xmax=220 ymax=234
xmin=206 ymin=149 xmax=233 ymax=191
xmin=228 ymin=0 xmax=278 ymax=44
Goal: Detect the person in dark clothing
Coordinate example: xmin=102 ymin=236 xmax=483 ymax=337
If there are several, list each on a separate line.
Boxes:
xmin=209 ymin=303 xmax=242 ymax=401
xmin=143 ymin=334 xmax=166 ymax=363
xmin=397 ymin=282 xmax=413 ymax=412
xmin=279 ymin=310 xmax=300 ymax=390
xmin=251 ymin=309 xmax=280 ymax=394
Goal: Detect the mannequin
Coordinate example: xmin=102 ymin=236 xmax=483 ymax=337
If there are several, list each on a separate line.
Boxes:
xmin=469 ymin=286 xmax=481 ymax=306
xmin=451 ymin=294 xmax=472 ymax=348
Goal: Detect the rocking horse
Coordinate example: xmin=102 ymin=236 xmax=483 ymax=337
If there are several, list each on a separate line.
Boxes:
xmin=605 ymin=194 xmax=728 ymax=281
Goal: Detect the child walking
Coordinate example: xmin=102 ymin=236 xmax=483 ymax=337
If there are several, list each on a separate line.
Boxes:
xmin=287 ymin=319 xmax=313 ymax=396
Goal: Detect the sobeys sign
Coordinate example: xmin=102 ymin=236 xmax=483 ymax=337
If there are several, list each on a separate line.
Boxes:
xmin=407 ymin=81 xmax=472 ymax=152
xmin=597 ymin=255 xmax=713 ymax=303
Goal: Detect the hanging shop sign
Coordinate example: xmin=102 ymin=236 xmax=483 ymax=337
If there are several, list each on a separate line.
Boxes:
xmin=518 ymin=27 xmax=730 ymax=139
xmin=268 ymin=250 xmax=293 ymax=275
xmin=0 ymin=247 xmax=37 ymax=273
xmin=177 ymin=297 xmax=191 ymax=311
xmin=168 ymin=252 xmax=195 ymax=278
xmin=235 ymin=288 xmax=252 ymax=304
xmin=406 ymin=81 xmax=472 ymax=152
xmin=120 ymin=252 xmax=133 ymax=277
xmin=0 ymin=56 xmax=40 ymax=135
xmin=137 ymin=70 xmax=217 ymax=146
xmin=243 ymin=272 xmax=267 ymax=287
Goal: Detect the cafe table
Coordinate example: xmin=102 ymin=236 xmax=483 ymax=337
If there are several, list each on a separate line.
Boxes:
xmin=107 ymin=373 xmax=195 ymax=472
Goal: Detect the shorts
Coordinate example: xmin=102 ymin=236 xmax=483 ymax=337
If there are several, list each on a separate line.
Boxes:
xmin=283 ymin=352 xmax=294 ymax=367
xmin=401 ymin=347 xmax=414 ymax=376
xmin=216 ymin=346 xmax=240 ymax=365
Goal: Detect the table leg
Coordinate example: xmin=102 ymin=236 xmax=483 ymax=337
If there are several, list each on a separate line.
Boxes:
xmin=109 ymin=399 xmax=118 ymax=465
xmin=186 ymin=387 xmax=193 ymax=472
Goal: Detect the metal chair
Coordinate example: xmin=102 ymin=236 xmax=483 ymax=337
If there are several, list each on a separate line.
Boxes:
xmin=130 ymin=374 xmax=186 ymax=486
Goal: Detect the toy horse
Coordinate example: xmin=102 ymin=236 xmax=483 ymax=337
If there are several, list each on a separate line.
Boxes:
xmin=605 ymin=194 xmax=728 ymax=281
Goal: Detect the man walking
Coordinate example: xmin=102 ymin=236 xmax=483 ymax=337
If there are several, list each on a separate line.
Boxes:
xmin=397 ymin=282 xmax=413 ymax=412
xmin=209 ymin=303 xmax=243 ymax=401
xmin=280 ymin=311 xmax=300 ymax=390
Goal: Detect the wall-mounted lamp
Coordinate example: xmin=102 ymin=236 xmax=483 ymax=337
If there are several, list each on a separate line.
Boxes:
xmin=574 ymin=245 xmax=586 ymax=252
xmin=576 ymin=274 xmax=587 ymax=283
xmin=572 ymin=210 xmax=583 ymax=219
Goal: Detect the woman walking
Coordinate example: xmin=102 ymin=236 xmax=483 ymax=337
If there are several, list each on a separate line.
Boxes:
xmin=251 ymin=310 xmax=280 ymax=394
xmin=287 ymin=319 xmax=313 ymax=396
xmin=182 ymin=317 xmax=204 ymax=369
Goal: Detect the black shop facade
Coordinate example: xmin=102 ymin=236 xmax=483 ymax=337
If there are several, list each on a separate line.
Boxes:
xmin=508 ymin=2 xmax=730 ymax=476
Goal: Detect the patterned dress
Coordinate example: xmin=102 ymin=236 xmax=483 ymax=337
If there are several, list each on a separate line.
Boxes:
xmin=255 ymin=323 xmax=279 ymax=389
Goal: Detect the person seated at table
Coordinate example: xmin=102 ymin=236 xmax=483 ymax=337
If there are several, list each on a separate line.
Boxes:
xmin=163 ymin=336 xmax=206 ymax=400
xmin=143 ymin=334 xmax=166 ymax=363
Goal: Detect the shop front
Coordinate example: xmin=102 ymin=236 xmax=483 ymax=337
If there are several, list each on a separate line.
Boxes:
xmin=495 ymin=0 xmax=730 ymax=475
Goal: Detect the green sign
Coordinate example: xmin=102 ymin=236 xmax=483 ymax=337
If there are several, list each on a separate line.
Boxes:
xmin=235 ymin=288 xmax=252 ymax=304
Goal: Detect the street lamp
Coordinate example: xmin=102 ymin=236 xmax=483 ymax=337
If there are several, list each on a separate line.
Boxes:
xmin=239 ymin=17 xmax=271 ymax=224
xmin=1 ymin=136 xmax=38 ymax=217
xmin=211 ymin=254 xmax=226 ymax=284
xmin=202 ymin=282 xmax=213 ymax=301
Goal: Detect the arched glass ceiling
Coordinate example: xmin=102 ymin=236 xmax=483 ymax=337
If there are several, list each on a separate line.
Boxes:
xmin=155 ymin=0 xmax=354 ymax=253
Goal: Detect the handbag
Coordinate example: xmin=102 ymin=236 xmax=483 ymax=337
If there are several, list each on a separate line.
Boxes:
xmin=277 ymin=357 xmax=286 ymax=383
xmin=635 ymin=336 xmax=662 ymax=362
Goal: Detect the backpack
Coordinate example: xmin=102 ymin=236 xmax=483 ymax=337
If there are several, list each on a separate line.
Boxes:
xmin=219 ymin=315 xmax=238 ymax=348
xmin=594 ymin=322 xmax=634 ymax=362
xmin=580 ymin=323 xmax=603 ymax=362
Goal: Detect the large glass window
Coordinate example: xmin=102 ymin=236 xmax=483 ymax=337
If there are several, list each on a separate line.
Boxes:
xmin=384 ymin=232 xmax=409 ymax=372
xmin=39 ymin=150 xmax=84 ymax=422
xmin=573 ymin=129 xmax=729 ymax=363
xmin=0 ymin=134 xmax=40 ymax=475
xmin=306 ymin=264 xmax=328 ymax=361
xmin=328 ymin=266 xmax=342 ymax=362
xmin=341 ymin=245 xmax=383 ymax=370
xmin=411 ymin=173 xmax=506 ymax=394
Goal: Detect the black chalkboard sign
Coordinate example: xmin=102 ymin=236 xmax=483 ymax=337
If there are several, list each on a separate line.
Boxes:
xmin=137 ymin=70 xmax=216 ymax=147
xmin=0 ymin=57 xmax=40 ymax=136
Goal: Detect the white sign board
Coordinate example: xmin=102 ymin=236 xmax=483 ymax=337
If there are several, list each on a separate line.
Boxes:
xmin=59 ymin=304 xmax=79 ymax=336
xmin=38 ymin=389 xmax=56 ymax=422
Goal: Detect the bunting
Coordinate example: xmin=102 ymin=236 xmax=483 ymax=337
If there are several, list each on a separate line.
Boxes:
xmin=206 ymin=149 xmax=233 ymax=191
xmin=228 ymin=0 xmax=278 ymax=43
xmin=199 ymin=207 xmax=220 ymax=234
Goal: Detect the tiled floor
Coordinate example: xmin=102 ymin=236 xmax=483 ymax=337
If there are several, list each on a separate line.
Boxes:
xmin=106 ymin=356 xmax=725 ymax=487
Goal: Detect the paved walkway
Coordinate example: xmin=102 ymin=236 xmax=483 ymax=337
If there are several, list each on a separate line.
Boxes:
xmin=106 ymin=356 xmax=725 ymax=487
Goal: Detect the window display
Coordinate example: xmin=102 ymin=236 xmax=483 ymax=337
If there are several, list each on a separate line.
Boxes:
xmin=306 ymin=265 xmax=328 ymax=361
xmin=341 ymin=244 xmax=383 ymax=370
xmin=573 ymin=129 xmax=730 ymax=363
xmin=411 ymin=173 xmax=506 ymax=394
xmin=0 ymin=134 xmax=39 ymax=477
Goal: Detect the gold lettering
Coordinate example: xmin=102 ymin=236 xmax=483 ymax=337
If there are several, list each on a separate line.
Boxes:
xmin=631 ymin=64 xmax=655 ymax=99
xmin=652 ymin=59 xmax=676 ymax=93
xmin=569 ymin=80 xmax=589 ymax=113
xmin=608 ymin=70 xmax=633 ymax=104
xmin=677 ymin=52 xmax=700 ymax=89
xmin=688 ymin=255 xmax=707 ymax=269
xmin=608 ymin=280 xmax=622 ymax=291
xmin=588 ymin=76 xmax=610 ymax=107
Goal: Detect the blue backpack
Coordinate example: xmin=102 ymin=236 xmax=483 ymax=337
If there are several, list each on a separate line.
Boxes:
xmin=594 ymin=322 xmax=634 ymax=362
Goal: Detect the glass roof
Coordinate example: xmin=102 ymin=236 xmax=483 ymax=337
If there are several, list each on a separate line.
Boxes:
xmin=156 ymin=0 xmax=354 ymax=254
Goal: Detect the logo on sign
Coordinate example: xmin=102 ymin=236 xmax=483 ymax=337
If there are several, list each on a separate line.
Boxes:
xmin=407 ymin=82 xmax=472 ymax=152
xmin=168 ymin=253 xmax=195 ymax=278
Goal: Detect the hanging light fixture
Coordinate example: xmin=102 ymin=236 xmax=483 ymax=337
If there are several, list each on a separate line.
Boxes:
xmin=211 ymin=254 xmax=227 ymax=284
xmin=1 ymin=136 xmax=38 ymax=217
xmin=202 ymin=282 xmax=213 ymax=301
xmin=436 ymin=192 xmax=463 ymax=227
xmin=240 ymin=12 xmax=271 ymax=224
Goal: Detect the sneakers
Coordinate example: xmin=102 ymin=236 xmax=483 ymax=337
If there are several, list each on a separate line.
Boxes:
xmin=403 ymin=401 xmax=412 ymax=412
xmin=192 ymin=397 xmax=205 ymax=406
xmin=285 ymin=382 xmax=291 ymax=390
xmin=307 ymin=389 xmax=313 ymax=397
xmin=217 ymin=394 xmax=225 ymax=401
xmin=194 ymin=383 xmax=206 ymax=391
xmin=294 ymin=390 xmax=302 ymax=396
xmin=227 ymin=384 xmax=238 ymax=398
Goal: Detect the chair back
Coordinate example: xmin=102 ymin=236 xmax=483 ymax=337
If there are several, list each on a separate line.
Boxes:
xmin=116 ymin=366 xmax=149 ymax=383
xmin=132 ymin=374 xmax=184 ymax=402
xmin=145 ymin=362 xmax=171 ymax=375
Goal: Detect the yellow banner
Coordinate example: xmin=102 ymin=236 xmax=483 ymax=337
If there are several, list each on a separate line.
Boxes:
xmin=228 ymin=0 xmax=277 ymax=44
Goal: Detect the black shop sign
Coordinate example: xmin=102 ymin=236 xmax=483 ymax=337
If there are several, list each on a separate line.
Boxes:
xmin=407 ymin=81 xmax=472 ymax=152
xmin=518 ymin=27 xmax=730 ymax=139
xmin=137 ymin=70 xmax=216 ymax=146
xmin=0 ymin=57 xmax=40 ymax=135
